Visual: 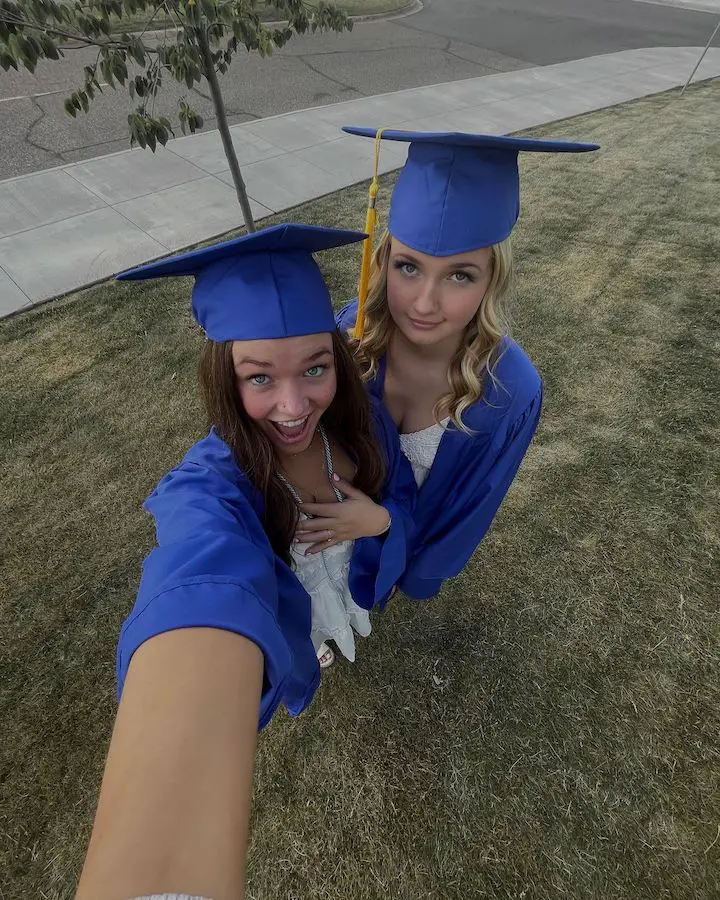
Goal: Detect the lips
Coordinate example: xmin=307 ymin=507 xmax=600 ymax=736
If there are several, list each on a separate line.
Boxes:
xmin=269 ymin=415 xmax=312 ymax=445
xmin=408 ymin=316 xmax=442 ymax=330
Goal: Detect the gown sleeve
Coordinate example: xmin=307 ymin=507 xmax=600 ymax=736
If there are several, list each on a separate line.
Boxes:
xmin=400 ymin=383 xmax=543 ymax=600
xmin=349 ymin=396 xmax=417 ymax=610
xmin=335 ymin=298 xmax=359 ymax=334
xmin=116 ymin=435 xmax=294 ymax=731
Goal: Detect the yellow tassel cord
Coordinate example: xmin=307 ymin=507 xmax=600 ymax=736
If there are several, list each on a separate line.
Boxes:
xmin=353 ymin=128 xmax=387 ymax=340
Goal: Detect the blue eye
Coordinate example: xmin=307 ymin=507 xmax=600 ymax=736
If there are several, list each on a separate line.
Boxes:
xmin=249 ymin=374 xmax=270 ymax=386
xmin=450 ymin=271 xmax=474 ymax=284
xmin=393 ymin=260 xmax=417 ymax=277
xmin=305 ymin=365 xmax=326 ymax=377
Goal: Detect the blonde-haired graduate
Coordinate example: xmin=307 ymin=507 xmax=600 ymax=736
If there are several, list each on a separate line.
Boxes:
xmin=333 ymin=129 xmax=599 ymax=599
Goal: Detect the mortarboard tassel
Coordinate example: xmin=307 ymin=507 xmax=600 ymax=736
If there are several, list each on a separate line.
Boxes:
xmin=353 ymin=128 xmax=387 ymax=340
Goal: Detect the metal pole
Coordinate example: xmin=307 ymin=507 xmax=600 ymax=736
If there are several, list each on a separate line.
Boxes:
xmin=680 ymin=17 xmax=720 ymax=98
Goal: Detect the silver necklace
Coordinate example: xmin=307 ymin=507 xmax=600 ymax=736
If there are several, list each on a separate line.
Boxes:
xmin=278 ymin=424 xmax=344 ymax=511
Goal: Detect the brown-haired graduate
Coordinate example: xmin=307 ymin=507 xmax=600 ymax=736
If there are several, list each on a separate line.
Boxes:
xmin=75 ymin=223 xmax=415 ymax=900
xmin=335 ymin=129 xmax=599 ymax=599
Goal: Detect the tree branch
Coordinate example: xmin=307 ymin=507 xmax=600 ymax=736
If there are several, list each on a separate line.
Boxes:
xmin=0 ymin=11 xmax=134 ymax=50
xmin=136 ymin=1 xmax=173 ymax=39
xmin=195 ymin=21 xmax=256 ymax=232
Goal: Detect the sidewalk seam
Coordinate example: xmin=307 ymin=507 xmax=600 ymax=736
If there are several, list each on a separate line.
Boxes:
xmin=110 ymin=203 xmax=174 ymax=254
xmin=0 ymin=263 xmax=32 ymax=306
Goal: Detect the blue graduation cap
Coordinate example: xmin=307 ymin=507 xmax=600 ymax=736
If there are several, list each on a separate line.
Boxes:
xmin=117 ymin=223 xmax=366 ymax=341
xmin=342 ymin=127 xmax=600 ymax=256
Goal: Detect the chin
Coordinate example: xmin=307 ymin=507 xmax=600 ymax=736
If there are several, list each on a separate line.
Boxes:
xmin=281 ymin=431 xmax=316 ymax=456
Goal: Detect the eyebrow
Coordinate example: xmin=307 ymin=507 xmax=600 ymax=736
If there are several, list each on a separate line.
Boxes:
xmin=305 ymin=348 xmax=333 ymax=362
xmin=394 ymin=252 xmax=483 ymax=272
xmin=235 ymin=348 xmax=333 ymax=368
xmin=235 ymin=357 xmax=272 ymax=368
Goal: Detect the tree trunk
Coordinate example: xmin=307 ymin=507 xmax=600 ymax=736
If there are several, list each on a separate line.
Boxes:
xmin=196 ymin=26 xmax=256 ymax=232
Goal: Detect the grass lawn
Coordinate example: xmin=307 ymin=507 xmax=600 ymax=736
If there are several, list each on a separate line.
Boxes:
xmin=112 ymin=0 xmax=408 ymax=33
xmin=1 ymin=80 xmax=719 ymax=899
xmin=257 ymin=0 xmax=410 ymax=19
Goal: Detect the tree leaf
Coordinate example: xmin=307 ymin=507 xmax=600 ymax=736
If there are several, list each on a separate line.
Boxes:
xmin=0 ymin=52 xmax=19 ymax=72
xmin=100 ymin=58 xmax=115 ymax=88
xmin=112 ymin=54 xmax=128 ymax=84
xmin=40 ymin=34 xmax=61 ymax=61
xmin=133 ymin=116 xmax=148 ymax=149
xmin=129 ymin=37 xmax=146 ymax=66
xmin=7 ymin=33 xmax=23 ymax=62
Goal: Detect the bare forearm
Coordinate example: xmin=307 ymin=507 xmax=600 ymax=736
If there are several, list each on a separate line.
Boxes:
xmin=76 ymin=629 xmax=263 ymax=900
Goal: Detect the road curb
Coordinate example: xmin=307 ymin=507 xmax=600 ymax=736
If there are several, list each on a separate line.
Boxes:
xmin=136 ymin=1 xmax=423 ymax=39
xmin=350 ymin=0 xmax=423 ymax=24
xmin=261 ymin=0 xmax=423 ymax=26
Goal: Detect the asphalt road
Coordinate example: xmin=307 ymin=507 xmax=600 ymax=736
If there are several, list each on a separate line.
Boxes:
xmin=0 ymin=0 xmax=717 ymax=180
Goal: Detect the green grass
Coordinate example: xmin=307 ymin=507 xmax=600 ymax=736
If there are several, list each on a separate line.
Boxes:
xmin=111 ymin=0 xmax=408 ymax=33
xmin=2 ymin=80 xmax=720 ymax=899
xmin=257 ymin=0 xmax=411 ymax=19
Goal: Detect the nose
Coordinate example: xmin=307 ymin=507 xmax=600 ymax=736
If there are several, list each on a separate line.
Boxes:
xmin=275 ymin=381 xmax=309 ymax=419
xmin=412 ymin=278 xmax=440 ymax=316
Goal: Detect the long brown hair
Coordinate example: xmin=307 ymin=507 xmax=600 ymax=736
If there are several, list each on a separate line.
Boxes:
xmin=199 ymin=331 xmax=385 ymax=565
xmin=352 ymin=231 xmax=513 ymax=434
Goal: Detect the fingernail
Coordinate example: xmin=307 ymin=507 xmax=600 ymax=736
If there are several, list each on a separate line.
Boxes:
xmin=333 ymin=473 xmax=340 ymax=481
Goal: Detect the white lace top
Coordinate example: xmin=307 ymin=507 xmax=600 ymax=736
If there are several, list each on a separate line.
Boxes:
xmin=399 ymin=419 xmax=448 ymax=488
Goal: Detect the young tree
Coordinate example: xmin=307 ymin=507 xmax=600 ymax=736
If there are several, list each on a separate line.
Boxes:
xmin=0 ymin=1 xmax=352 ymax=231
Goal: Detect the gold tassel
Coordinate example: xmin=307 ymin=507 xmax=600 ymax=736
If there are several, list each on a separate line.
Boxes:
xmin=353 ymin=128 xmax=387 ymax=340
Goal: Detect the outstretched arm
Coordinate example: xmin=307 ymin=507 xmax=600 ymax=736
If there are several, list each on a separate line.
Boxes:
xmin=76 ymin=627 xmax=262 ymax=900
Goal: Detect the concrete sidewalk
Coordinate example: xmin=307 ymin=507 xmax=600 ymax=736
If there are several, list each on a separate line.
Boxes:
xmin=1 ymin=46 xmax=719 ymax=318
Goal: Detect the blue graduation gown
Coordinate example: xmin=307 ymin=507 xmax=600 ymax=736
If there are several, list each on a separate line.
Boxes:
xmin=336 ymin=300 xmax=542 ymax=600
xmin=116 ymin=395 xmax=416 ymax=729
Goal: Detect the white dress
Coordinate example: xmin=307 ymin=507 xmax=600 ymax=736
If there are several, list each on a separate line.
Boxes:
xmin=291 ymin=522 xmax=371 ymax=662
xmin=281 ymin=425 xmax=371 ymax=662
xmin=399 ymin=419 xmax=448 ymax=488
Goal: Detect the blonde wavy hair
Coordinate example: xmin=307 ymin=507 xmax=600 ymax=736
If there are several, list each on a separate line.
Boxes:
xmin=350 ymin=230 xmax=514 ymax=434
